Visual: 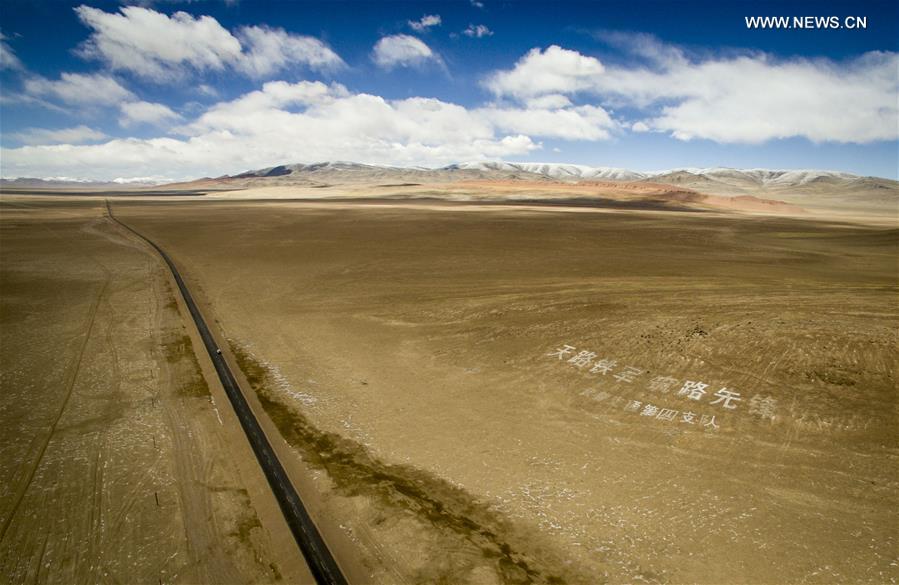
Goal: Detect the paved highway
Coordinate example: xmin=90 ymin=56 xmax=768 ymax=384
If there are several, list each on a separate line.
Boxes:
xmin=106 ymin=200 xmax=348 ymax=585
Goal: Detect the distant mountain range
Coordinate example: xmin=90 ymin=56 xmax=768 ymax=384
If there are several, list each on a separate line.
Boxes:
xmin=448 ymin=161 xmax=871 ymax=185
xmin=223 ymin=160 xmax=882 ymax=186
xmin=3 ymin=161 xmax=894 ymax=191
xmin=194 ymin=161 xmax=896 ymax=210
xmin=3 ymin=161 xmax=896 ymax=213
xmin=0 ymin=177 xmax=156 ymax=188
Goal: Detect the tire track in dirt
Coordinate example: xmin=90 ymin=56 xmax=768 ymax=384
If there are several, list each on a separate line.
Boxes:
xmin=158 ymin=391 xmax=242 ymax=583
xmin=0 ymin=275 xmax=110 ymax=543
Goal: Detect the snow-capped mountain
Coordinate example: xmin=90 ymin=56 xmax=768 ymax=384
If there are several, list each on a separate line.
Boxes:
xmin=154 ymin=160 xmax=896 ymax=212
xmin=649 ymin=167 xmax=860 ymax=186
xmin=445 ymin=162 xmax=896 ymax=207
xmin=447 ymin=161 xmax=646 ymax=181
xmin=185 ymin=158 xmax=897 ymax=191
xmin=450 ymin=161 xmax=871 ymax=186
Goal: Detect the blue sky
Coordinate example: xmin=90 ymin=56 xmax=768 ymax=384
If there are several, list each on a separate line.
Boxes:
xmin=1 ymin=0 xmax=896 ymax=181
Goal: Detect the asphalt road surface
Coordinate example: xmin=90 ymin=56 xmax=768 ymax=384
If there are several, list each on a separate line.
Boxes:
xmin=106 ymin=200 xmax=348 ymax=585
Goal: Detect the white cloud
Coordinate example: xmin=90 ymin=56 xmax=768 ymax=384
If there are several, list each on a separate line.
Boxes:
xmin=524 ymin=94 xmax=572 ymax=109
xmin=18 ymin=73 xmax=184 ymax=131
xmin=0 ymin=91 xmax=66 ymax=113
xmin=486 ymin=41 xmax=899 ymax=144
xmin=2 ymin=81 xmax=541 ymax=180
xmin=177 ymin=80 xmax=349 ymax=133
xmin=372 ymin=34 xmax=439 ymax=70
xmin=471 ymin=0 xmax=485 ymax=9
xmin=463 ymin=24 xmax=493 ymax=38
xmin=10 ymin=125 xmax=108 ymax=145
xmin=23 ymin=72 xmax=135 ymax=106
xmin=74 ymin=5 xmax=342 ymax=81
xmin=409 ymin=14 xmax=441 ymax=32
xmin=197 ymin=84 xmax=218 ymax=97
xmin=235 ymin=25 xmax=344 ymax=77
xmin=484 ymin=45 xmax=604 ymax=99
xmin=119 ymin=100 xmax=180 ymax=126
xmin=627 ymin=51 xmax=899 ymax=143
xmin=0 ymin=33 xmax=23 ymax=71
xmin=594 ymin=30 xmax=688 ymax=70
xmin=631 ymin=121 xmax=649 ymax=132
xmin=129 ymin=0 xmax=241 ymax=6
xmin=18 ymin=72 xmax=181 ymax=130
xmin=479 ymin=105 xmax=616 ymax=140
xmin=74 ymin=5 xmax=240 ymax=79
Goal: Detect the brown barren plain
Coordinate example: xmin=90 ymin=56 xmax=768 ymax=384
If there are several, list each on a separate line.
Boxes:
xmin=1 ymin=193 xmax=897 ymax=585
xmin=0 ymin=199 xmax=312 ymax=584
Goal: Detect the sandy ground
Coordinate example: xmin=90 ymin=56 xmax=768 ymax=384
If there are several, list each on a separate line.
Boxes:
xmin=183 ymin=181 xmax=808 ymax=216
xmin=96 ymin=197 xmax=899 ymax=585
xmin=0 ymin=199 xmax=312 ymax=584
xmin=132 ymin=173 xmax=897 ymax=222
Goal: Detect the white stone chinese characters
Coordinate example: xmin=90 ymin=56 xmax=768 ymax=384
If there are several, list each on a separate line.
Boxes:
xmin=648 ymin=376 xmax=678 ymax=393
xmin=748 ymin=395 xmax=777 ymax=419
xmin=544 ymin=341 xmax=786 ymax=431
xmin=589 ymin=359 xmax=618 ymax=375
xmin=613 ymin=366 xmax=644 ymax=383
xmin=547 ymin=345 xmax=576 ymax=360
xmin=710 ymin=388 xmax=742 ymax=409
xmin=567 ymin=351 xmax=597 ymax=368
xmin=678 ymin=381 xmax=708 ymax=401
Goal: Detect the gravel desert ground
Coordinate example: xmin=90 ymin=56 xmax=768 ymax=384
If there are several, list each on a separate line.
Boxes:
xmin=0 ymin=199 xmax=312 ymax=584
xmin=22 ymin=193 xmax=884 ymax=585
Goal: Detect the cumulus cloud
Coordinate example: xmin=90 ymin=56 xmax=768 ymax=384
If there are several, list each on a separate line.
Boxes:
xmin=485 ymin=40 xmax=899 ymax=144
xmin=2 ymin=81 xmax=543 ymax=180
xmin=23 ymin=72 xmax=135 ymax=106
xmin=409 ymin=14 xmax=441 ymax=32
xmin=0 ymin=32 xmax=23 ymax=71
xmin=74 ymin=5 xmax=239 ymax=79
xmin=624 ymin=51 xmax=899 ymax=143
xmin=631 ymin=121 xmax=650 ymax=132
xmin=484 ymin=45 xmax=604 ymax=99
xmin=74 ymin=5 xmax=342 ymax=81
xmin=235 ymin=25 xmax=344 ymax=77
xmin=524 ymin=94 xmax=572 ymax=109
xmin=119 ymin=100 xmax=180 ymax=126
xmin=463 ymin=24 xmax=493 ymax=38
xmin=10 ymin=125 xmax=108 ymax=145
xmin=18 ymin=73 xmax=185 ymax=130
xmin=176 ymin=80 xmax=349 ymax=132
xmin=478 ymin=105 xmax=616 ymax=140
xmin=372 ymin=34 xmax=439 ymax=69
xmin=18 ymin=71 xmax=179 ymax=130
